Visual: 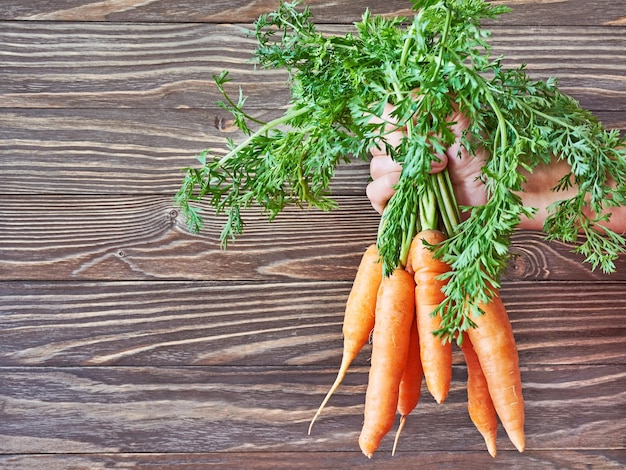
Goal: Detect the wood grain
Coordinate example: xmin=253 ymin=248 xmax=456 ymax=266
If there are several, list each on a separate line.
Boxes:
xmin=1 ymin=0 xmax=624 ymax=26
xmin=1 ymin=0 xmax=624 ymax=466
xmin=0 ymin=280 xmax=624 ymax=367
xmin=0 ymin=195 xmax=377 ymax=281
xmin=1 ymin=450 xmax=625 ymax=470
xmin=0 ymin=365 xmax=624 ymax=455
xmin=0 ymin=108 xmax=374 ymax=195
xmin=1 ymin=195 xmax=625 ymax=281
xmin=0 ymin=108 xmax=623 ymax=195
xmin=1 ymin=23 xmax=624 ymax=110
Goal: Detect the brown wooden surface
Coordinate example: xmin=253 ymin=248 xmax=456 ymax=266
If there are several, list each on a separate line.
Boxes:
xmin=0 ymin=1 xmax=625 ymax=468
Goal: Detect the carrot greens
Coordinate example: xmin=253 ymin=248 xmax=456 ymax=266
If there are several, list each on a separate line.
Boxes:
xmin=176 ymin=0 xmax=626 ymax=342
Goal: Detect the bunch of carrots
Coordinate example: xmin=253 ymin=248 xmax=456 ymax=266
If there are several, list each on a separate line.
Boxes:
xmin=174 ymin=0 xmax=625 ymax=459
xmin=308 ymin=179 xmax=525 ymax=458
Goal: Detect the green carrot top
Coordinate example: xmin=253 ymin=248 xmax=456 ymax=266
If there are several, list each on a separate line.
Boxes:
xmin=176 ymin=0 xmax=626 ymax=341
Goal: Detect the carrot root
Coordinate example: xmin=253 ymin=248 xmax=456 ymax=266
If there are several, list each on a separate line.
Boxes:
xmin=461 ymin=335 xmax=498 ymax=458
xmin=410 ymin=230 xmax=452 ymax=404
xmin=307 ymin=358 xmax=349 ymax=436
xmin=391 ymin=316 xmax=423 ymax=456
xmin=391 ymin=415 xmax=407 ymax=457
xmin=467 ymin=293 xmax=525 ymax=453
xmin=358 ymin=268 xmax=415 ymax=458
xmin=397 ymin=316 xmax=423 ymax=417
xmin=316 ymin=240 xmax=524 ymax=459
xmin=308 ymin=244 xmax=382 ymax=435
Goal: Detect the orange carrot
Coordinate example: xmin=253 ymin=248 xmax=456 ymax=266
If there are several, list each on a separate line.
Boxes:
xmin=467 ymin=292 xmax=525 ymax=453
xmin=392 ymin=315 xmax=423 ymax=456
xmin=308 ymin=244 xmax=382 ymax=434
xmin=358 ymin=268 xmax=415 ymax=458
xmin=409 ymin=229 xmax=452 ymax=404
xmin=460 ymin=335 xmax=498 ymax=457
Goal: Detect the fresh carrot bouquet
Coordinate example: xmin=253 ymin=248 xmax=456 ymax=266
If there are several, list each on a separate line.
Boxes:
xmin=176 ymin=0 xmax=626 ymax=458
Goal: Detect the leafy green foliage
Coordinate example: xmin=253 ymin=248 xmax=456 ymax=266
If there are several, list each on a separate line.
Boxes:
xmin=176 ymin=0 xmax=626 ymax=341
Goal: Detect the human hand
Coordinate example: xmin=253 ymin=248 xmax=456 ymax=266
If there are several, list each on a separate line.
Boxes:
xmin=365 ymin=102 xmax=626 ymax=233
xmin=365 ymin=102 xmax=488 ymax=217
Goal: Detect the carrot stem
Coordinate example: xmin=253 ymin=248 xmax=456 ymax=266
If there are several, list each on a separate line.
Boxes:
xmin=399 ymin=211 xmax=418 ymax=269
xmin=419 ymin=180 xmax=438 ymax=231
xmin=435 ymin=170 xmax=460 ymax=235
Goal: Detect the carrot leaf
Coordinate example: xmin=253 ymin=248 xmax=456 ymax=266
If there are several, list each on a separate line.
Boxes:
xmin=175 ymin=0 xmax=626 ymax=341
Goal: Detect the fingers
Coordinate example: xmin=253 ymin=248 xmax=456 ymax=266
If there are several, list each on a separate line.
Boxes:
xmin=369 ymin=99 xmax=453 ymax=175
xmin=367 ymin=104 xmax=403 ymax=214
xmin=366 ymin=171 xmax=401 ymax=215
xmin=370 ymin=143 xmax=447 ymax=180
xmin=368 ymin=102 xmax=402 ymax=131
xmin=367 ymin=128 xmax=448 ymax=215
xmin=369 ymin=103 xmax=405 ymax=158
xmin=370 ymin=154 xmax=402 ymax=180
xmin=429 ymin=152 xmax=448 ymax=174
xmin=443 ymin=112 xmax=488 ymax=208
xmin=370 ymin=131 xmax=405 ymax=158
xmin=366 ymin=100 xmax=484 ymax=213
xmin=367 ymin=152 xmax=447 ymax=215
xmin=443 ymin=109 xmax=471 ymax=168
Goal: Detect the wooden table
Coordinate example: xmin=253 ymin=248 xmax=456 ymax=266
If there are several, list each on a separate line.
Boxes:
xmin=1 ymin=1 xmax=625 ymax=468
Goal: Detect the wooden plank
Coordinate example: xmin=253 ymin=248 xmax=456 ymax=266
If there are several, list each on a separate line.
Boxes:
xmin=0 ymin=107 xmax=219 ymax=195
xmin=0 ymin=196 xmax=378 ymax=281
xmin=0 ymin=109 xmax=623 ymax=195
xmin=1 ymin=451 xmax=625 ymax=470
xmin=1 ymin=195 xmax=625 ymax=281
xmin=0 ymin=0 xmax=623 ymax=26
xmin=0 ymin=280 xmax=624 ymax=366
xmin=0 ymin=107 xmax=372 ymax=196
xmin=0 ymin=365 xmax=623 ymax=455
xmin=0 ymin=22 xmax=258 ymax=110
xmin=0 ymin=0 xmax=624 ymax=465
xmin=0 ymin=23 xmax=624 ymax=110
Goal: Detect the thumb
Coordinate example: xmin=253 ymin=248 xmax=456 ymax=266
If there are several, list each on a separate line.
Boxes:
xmin=430 ymin=152 xmax=448 ymax=174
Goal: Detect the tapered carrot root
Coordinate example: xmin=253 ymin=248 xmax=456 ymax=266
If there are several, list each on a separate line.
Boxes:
xmin=409 ymin=229 xmax=452 ymax=404
xmin=467 ymin=292 xmax=525 ymax=453
xmin=392 ymin=316 xmax=422 ymax=456
xmin=460 ymin=335 xmax=498 ymax=457
xmin=308 ymin=244 xmax=382 ymax=434
xmin=396 ymin=316 xmax=423 ymax=417
xmin=358 ymin=268 xmax=415 ymax=458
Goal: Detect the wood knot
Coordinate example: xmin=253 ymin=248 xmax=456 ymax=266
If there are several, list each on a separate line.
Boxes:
xmin=214 ymin=115 xmax=238 ymax=132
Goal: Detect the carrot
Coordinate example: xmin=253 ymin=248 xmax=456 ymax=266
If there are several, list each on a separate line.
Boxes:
xmin=409 ymin=229 xmax=453 ymax=404
xmin=391 ymin=315 xmax=423 ymax=456
xmin=358 ymin=268 xmax=415 ymax=458
xmin=460 ymin=335 xmax=498 ymax=457
xmin=466 ymin=292 xmax=525 ymax=453
xmin=308 ymin=244 xmax=382 ymax=434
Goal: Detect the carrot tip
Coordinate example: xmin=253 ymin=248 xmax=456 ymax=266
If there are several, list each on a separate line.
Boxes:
xmin=391 ymin=415 xmax=408 ymax=456
xmin=434 ymin=394 xmax=447 ymax=405
xmin=425 ymin=379 xmax=449 ymax=405
xmin=307 ymin=367 xmax=352 ymax=435
xmin=509 ymin=431 xmax=525 ymax=453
